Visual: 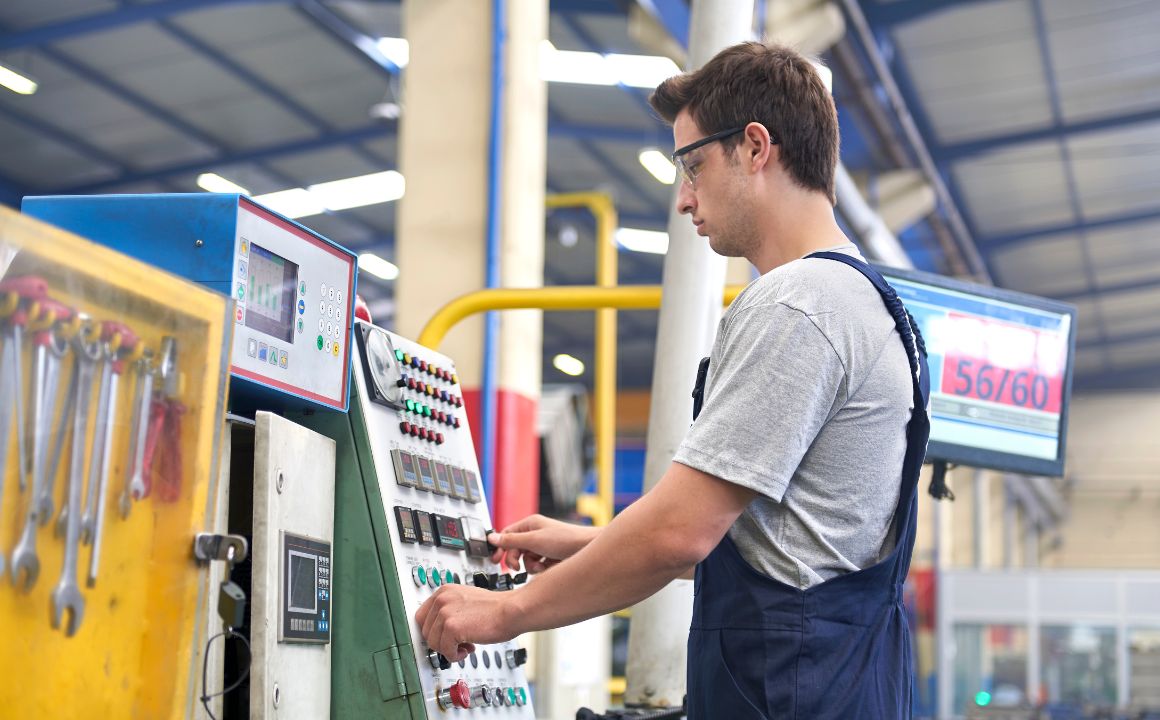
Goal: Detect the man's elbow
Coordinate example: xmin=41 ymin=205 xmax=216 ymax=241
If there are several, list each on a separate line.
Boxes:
xmin=654 ymin=524 xmax=722 ymax=574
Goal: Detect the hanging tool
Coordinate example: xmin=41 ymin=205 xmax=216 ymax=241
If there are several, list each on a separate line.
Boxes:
xmin=51 ymin=321 xmax=101 ymax=637
xmin=142 ymin=337 xmax=184 ymax=503
xmin=27 ymin=299 xmax=77 ymax=527
xmin=0 ymin=276 xmax=49 ymax=494
xmin=8 ymin=297 xmax=63 ymax=590
xmin=84 ymin=321 xmax=137 ymax=587
xmin=119 ymin=348 xmax=154 ymax=518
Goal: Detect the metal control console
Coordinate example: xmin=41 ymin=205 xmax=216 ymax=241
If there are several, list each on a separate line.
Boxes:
xmin=353 ymin=322 xmax=535 ymax=717
xmin=22 ymin=193 xmax=357 ymax=412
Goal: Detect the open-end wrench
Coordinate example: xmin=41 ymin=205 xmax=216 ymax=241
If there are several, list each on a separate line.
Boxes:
xmin=0 ymin=276 xmax=50 ymax=493
xmin=119 ymin=350 xmax=154 ymax=518
xmin=85 ymin=323 xmax=137 ymax=587
xmin=52 ymin=325 xmax=100 ymax=637
xmin=80 ymin=327 xmax=119 ymax=545
xmin=27 ymin=300 xmax=76 ymax=527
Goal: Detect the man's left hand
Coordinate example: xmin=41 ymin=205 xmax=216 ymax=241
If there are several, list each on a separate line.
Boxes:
xmin=416 ymin=584 xmax=522 ymax=660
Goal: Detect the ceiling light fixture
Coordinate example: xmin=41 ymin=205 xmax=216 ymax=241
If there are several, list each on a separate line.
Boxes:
xmin=0 ymin=64 xmax=37 ymax=95
xmin=614 ymin=227 xmax=669 ymax=255
xmin=358 ymin=253 xmax=400 ymax=281
xmin=376 ymin=37 xmax=410 ymax=69
xmin=197 ymin=172 xmax=250 ymax=195
xmin=250 ymin=171 xmax=405 ymax=219
xmin=638 ymin=149 xmax=676 ymax=184
xmin=251 ymin=187 xmax=327 ymax=219
xmin=552 ymin=353 xmax=585 ymax=377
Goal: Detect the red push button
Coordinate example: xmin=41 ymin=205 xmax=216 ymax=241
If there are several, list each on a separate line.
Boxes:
xmin=437 ymin=411 xmax=445 ymax=423
xmin=419 ymin=360 xmax=427 ymax=372
xmin=407 ymin=378 xmax=417 ymax=391
xmin=450 ymin=680 xmax=471 ymax=709
xmin=418 ymin=428 xmax=428 ymax=440
xmin=452 ymin=416 xmax=461 ymax=429
xmin=436 ymin=432 xmax=445 ymax=445
xmin=409 ymin=425 xmax=419 ymax=437
xmin=399 ymin=421 xmax=411 ymax=435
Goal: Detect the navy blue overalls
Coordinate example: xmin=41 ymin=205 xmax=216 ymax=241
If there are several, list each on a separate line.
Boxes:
xmin=687 ymin=252 xmax=931 ymax=720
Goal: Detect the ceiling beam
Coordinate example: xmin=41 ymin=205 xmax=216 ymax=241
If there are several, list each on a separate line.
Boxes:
xmin=1077 ymin=326 xmax=1160 ymax=351
xmin=295 ymin=0 xmax=401 ymax=76
xmin=1073 ymin=361 xmax=1160 ymax=391
xmin=861 ymin=0 xmax=996 ymax=26
xmin=0 ymin=0 xmax=285 ymax=50
xmin=938 ymin=106 xmax=1160 ymax=163
xmin=979 ymin=204 xmax=1160 ymax=251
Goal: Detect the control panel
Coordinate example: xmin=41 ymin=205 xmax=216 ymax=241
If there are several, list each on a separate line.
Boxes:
xmin=21 ymin=193 xmax=357 ymax=411
xmin=231 ymin=198 xmax=355 ymax=411
xmin=280 ymin=532 xmax=332 ymax=643
xmin=352 ymin=321 xmax=535 ymax=716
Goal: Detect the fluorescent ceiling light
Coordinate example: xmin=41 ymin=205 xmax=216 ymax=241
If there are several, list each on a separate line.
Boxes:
xmin=376 ymin=37 xmax=409 ymax=69
xmin=251 ymin=188 xmax=327 ymax=219
xmin=638 ymin=149 xmax=675 ymax=185
xmin=552 ymin=353 xmax=585 ymax=377
xmin=308 ymin=170 xmax=405 ymax=212
xmin=197 ymin=172 xmax=250 ymax=195
xmin=605 ymin=53 xmax=681 ymax=88
xmin=358 ymin=253 xmax=399 ymax=281
xmin=615 ymin=227 xmax=669 ymax=255
xmin=0 ymin=64 xmax=37 ymax=95
xmin=540 ymin=41 xmax=617 ymax=85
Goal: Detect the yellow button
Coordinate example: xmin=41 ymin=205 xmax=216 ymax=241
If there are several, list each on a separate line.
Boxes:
xmin=332 ymin=342 xmax=340 ymax=356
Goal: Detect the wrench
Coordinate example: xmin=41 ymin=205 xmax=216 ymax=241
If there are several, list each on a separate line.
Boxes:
xmin=26 ymin=299 xmax=75 ymax=527
xmin=0 ymin=276 xmax=50 ymax=493
xmin=85 ymin=323 xmax=136 ymax=587
xmin=51 ymin=327 xmax=100 ymax=637
xmin=119 ymin=351 xmax=154 ymax=518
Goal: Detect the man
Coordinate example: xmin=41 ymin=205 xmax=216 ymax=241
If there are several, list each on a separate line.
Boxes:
xmin=417 ymin=41 xmax=929 ymax=719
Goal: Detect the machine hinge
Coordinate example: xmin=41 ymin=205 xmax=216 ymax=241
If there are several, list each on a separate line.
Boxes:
xmin=193 ymin=533 xmax=249 ymax=566
xmin=373 ymin=644 xmax=417 ymax=701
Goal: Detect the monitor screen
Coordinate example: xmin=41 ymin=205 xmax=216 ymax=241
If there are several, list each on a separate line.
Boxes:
xmin=883 ymin=267 xmax=1077 ymax=476
xmin=245 ymin=242 xmax=299 ymax=343
xmin=287 ymin=551 xmax=318 ymax=614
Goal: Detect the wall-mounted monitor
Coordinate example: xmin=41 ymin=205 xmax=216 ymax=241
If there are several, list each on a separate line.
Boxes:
xmin=880 ymin=267 xmax=1078 ymax=477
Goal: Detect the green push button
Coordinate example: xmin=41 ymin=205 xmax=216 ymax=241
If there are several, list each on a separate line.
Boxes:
xmin=422 ymin=404 xmax=431 ymax=417
xmin=405 ymin=399 xmax=416 ymax=413
xmin=507 ymin=689 xmax=517 ymax=705
xmin=518 ymin=688 xmax=527 ymax=705
xmin=316 ymin=334 xmax=324 ymax=350
xmin=445 ymin=570 xmax=454 ymax=585
xmin=413 ymin=566 xmax=428 ymax=586
xmin=395 ymin=348 xmax=405 ymax=361
xmin=431 ymin=569 xmax=442 ymax=587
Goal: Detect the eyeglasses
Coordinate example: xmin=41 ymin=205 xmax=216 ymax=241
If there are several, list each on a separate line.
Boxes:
xmin=671 ymin=124 xmax=777 ymax=187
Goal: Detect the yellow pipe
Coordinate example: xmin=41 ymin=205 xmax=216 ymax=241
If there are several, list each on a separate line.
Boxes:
xmin=418 ymin=283 xmax=745 ymax=526
xmin=545 ymin=193 xmax=618 ymax=527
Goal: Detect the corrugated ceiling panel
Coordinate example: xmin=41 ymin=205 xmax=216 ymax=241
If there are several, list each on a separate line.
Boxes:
xmin=1107 ymin=337 xmax=1160 ymax=370
xmin=0 ymin=0 xmax=117 ymax=29
xmin=0 ymin=116 xmax=116 ymax=188
xmin=265 ymin=147 xmax=382 ymax=185
xmin=1086 ymin=220 xmax=1160 ymax=289
xmin=952 ymin=140 xmax=1075 ymax=236
xmin=1095 ymin=288 xmax=1160 ymax=337
xmin=1072 ymin=346 xmax=1106 ymax=375
xmin=56 ymin=23 xmax=188 ymax=74
xmin=991 ymin=232 xmax=1088 ymax=296
xmin=550 ymin=84 xmax=658 ymax=130
xmin=1069 ymin=120 xmax=1160 ymax=219
xmin=1046 ymin=0 xmax=1160 ymax=124
xmin=893 ymin=0 xmax=1053 ymax=145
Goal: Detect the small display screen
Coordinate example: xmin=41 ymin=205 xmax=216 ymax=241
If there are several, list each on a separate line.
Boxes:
xmin=393 ymin=449 xmax=419 ymax=488
xmin=244 ymin=242 xmax=299 ymax=343
xmin=449 ymin=465 xmax=468 ymax=499
xmin=287 ymin=551 xmax=318 ymax=614
xmin=415 ymin=510 xmax=435 ymax=545
xmin=433 ymin=514 xmax=466 ymax=550
xmin=416 ymin=456 xmax=437 ymax=493
xmin=464 ymin=470 xmax=482 ymax=504
xmin=434 ymin=462 xmax=454 ymax=496
xmin=394 ymin=506 xmax=417 ymax=543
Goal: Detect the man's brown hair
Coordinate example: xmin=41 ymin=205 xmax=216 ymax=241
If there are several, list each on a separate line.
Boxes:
xmin=649 ymin=42 xmax=839 ymax=203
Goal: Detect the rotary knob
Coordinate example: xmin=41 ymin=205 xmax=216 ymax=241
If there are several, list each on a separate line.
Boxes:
xmin=470 ymin=684 xmax=495 ymax=707
xmin=506 ymin=647 xmax=529 ymax=668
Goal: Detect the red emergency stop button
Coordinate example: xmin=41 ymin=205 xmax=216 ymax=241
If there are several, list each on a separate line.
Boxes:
xmin=451 ymin=679 xmax=471 ymax=709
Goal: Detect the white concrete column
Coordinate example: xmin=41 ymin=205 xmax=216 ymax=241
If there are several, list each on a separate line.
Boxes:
xmin=624 ymin=0 xmax=755 ymax=707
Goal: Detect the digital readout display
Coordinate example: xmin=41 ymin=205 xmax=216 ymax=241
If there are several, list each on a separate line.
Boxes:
xmin=433 ymin=514 xmax=466 ymax=550
xmin=287 ymin=551 xmax=318 ymax=614
xmin=416 ymin=456 xmax=437 ymax=492
xmin=414 ymin=510 xmax=435 ymax=545
xmin=394 ymin=506 xmax=417 ymax=543
xmin=433 ymin=462 xmax=454 ymax=496
xmin=244 ymin=242 xmax=299 ymax=343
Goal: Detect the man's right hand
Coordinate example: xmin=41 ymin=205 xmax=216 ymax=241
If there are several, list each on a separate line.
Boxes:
xmin=488 ymin=515 xmax=600 ymax=575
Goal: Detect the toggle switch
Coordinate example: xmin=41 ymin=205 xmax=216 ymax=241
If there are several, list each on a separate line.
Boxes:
xmin=506 ymin=648 xmax=529 ymax=668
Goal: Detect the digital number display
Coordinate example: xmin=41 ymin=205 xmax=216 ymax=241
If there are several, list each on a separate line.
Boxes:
xmin=244 ymin=242 xmax=299 ymax=343
xmin=414 ymin=510 xmax=435 ymax=545
xmin=416 ymin=456 xmax=437 ymax=493
xmin=393 ymin=449 xmax=419 ymax=488
xmin=433 ymin=514 xmax=466 ymax=550
xmin=433 ymin=461 xmax=454 ymax=496
xmin=464 ymin=470 xmax=482 ymax=504
xmin=394 ymin=506 xmax=417 ymax=543
xmin=888 ymin=271 xmax=1075 ymax=475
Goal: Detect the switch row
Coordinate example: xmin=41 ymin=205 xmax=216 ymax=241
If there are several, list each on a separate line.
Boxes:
xmin=436 ymin=680 xmax=528 ymax=710
xmin=398 ymin=421 xmax=445 ymax=445
xmin=395 ymin=348 xmax=458 ymax=385
xmin=398 ymin=375 xmax=464 ymax=408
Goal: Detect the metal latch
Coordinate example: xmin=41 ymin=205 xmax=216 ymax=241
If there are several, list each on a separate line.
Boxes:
xmin=193 ymin=533 xmax=249 ymax=566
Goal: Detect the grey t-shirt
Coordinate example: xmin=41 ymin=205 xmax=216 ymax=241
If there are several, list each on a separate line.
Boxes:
xmin=673 ymin=244 xmax=913 ymax=589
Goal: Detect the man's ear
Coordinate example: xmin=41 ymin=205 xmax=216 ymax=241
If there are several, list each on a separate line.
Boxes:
xmin=745 ymin=122 xmax=773 ymax=173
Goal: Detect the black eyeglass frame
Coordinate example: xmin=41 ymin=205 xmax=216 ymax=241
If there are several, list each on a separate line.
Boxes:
xmin=670 ymin=123 xmax=778 ymax=186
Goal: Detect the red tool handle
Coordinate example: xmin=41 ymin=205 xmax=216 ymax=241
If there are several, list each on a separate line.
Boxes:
xmin=31 ymin=298 xmax=75 ymax=344
xmin=101 ymin=320 xmax=138 ymax=352
xmin=155 ymin=402 xmax=185 ymax=503
xmin=141 ymin=399 xmax=167 ymax=495
xmin=0 ymin=275 xmax=49 ymax=300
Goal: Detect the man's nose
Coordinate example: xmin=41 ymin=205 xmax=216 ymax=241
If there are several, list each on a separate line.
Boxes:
xmin=676 ymin=182 xmax=696 ymax=215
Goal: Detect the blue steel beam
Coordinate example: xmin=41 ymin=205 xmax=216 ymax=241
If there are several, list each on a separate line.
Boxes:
xmin=296 ymin=0 xmax=401 ymax=76
xmin=1053 ymin=275 xmax=1160 ymax=303
xmin=939 ymin=106 xmax=1160 ymax=163
xmin=56 ymin=122 xmax=393 ymax=193
xmin=0 ymin=174 xmax=28 ymax=207
xmin=0 ymin=0 xmax=285 ymax=50
xmin=980 ymin=204 xmax=1160 ymax=251
xmin=634 ymin=0 xmax=690 ymax=51
xmin=861 ymin=0 xmax=995 ymax=27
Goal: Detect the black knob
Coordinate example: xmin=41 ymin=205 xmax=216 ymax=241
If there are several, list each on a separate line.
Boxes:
xmin=512 ymin=572 xmax=528 ymax=585
xmin=506 ymin=647 xmax=528 ymax=668
xmin=472 ymin=572 xmax=493 ymax=590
